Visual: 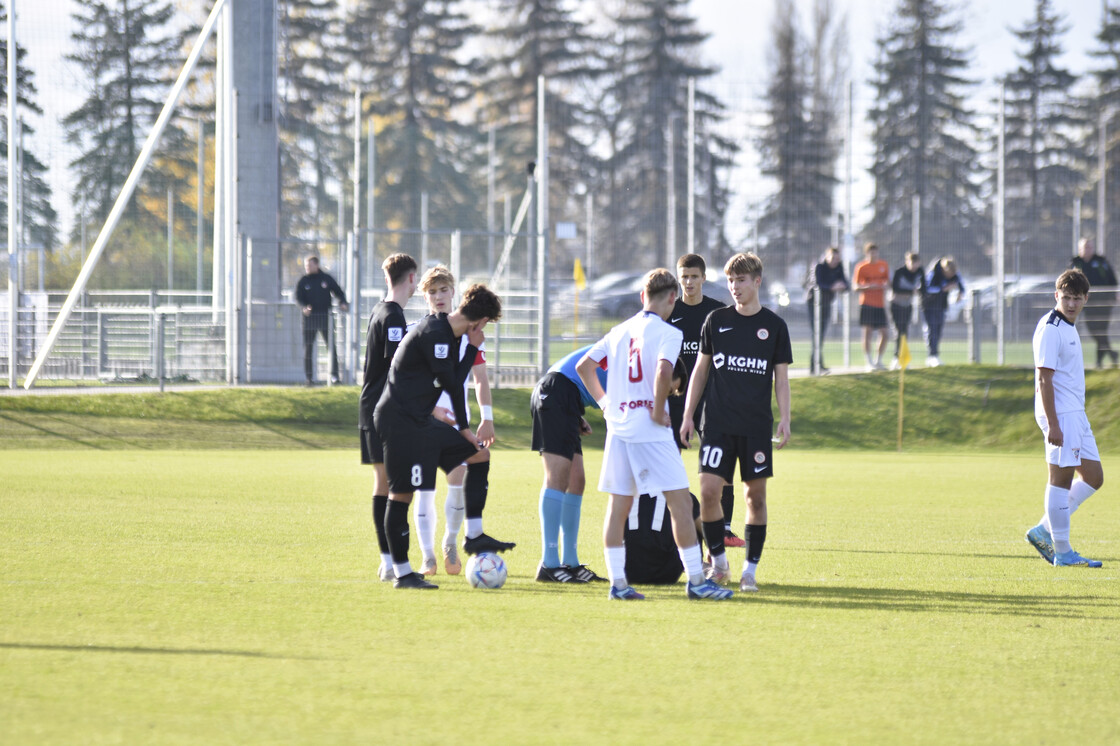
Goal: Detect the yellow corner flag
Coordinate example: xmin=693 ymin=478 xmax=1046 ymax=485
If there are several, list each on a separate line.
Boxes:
xmin=573 ymin=258 xmax=587 ymax=291
xmin=898 ymin=334 xmax=912 ymax=370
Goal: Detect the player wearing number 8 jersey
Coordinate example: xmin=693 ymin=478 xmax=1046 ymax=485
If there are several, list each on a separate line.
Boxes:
xmin=577 ymin=268 xmax=732 ymax=601
xmin=681 ymin=252 xmax=792 ymax=593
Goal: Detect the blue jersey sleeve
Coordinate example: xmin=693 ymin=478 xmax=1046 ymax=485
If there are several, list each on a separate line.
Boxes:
xmin=549 ymin=344 xmax=608 ymax=409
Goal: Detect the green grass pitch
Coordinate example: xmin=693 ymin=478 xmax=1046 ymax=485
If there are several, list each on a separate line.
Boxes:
xmin=2 ymin=446 xmax=1118 ymax=744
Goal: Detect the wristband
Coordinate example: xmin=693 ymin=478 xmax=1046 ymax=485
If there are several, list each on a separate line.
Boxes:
xmin=596 ymin=395 xmax=609 ymax=410
xmin=480 ymin=405 xmax=493 ymax=421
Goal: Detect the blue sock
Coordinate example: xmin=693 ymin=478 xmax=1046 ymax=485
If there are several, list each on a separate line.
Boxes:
xmin=560 ymin=492 xmax=583 ymax=567
xmin=539 ymin=487 xmax=564 ymax=568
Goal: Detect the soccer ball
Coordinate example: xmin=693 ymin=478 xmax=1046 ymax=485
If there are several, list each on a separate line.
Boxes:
xmin=465 ymin=552 xmax=507 ymax=589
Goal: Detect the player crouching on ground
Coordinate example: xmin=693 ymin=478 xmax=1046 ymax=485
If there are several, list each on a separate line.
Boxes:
xmin=374 ymin=284 xmax=514 ymax=589
xmin=1025 ymin=269 xmax=1105 ymax=568
xmin=680 ymin=252 xmax=792 ymax=593
xmin=576 ymin=268 xmax=732 ymax=601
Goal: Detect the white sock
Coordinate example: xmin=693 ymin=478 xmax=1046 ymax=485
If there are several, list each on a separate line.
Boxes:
xmin=1046 ymin=484 xmax=1071 ymax=553
xmin=466 ymin=517 xmax=484 ymax=540
xmin=392 ymin=560 xmax=412 ymax=578
xmin=380 ymin=552 xmax=393 ymax=568
xmin=1069 ymin=481 xmax=1097 ymax=515
xmin=743 ymin=560 xmax=758 ymax=577
xmin=605 ymin=545 xmax=628 ymax=589
xmin=414 ymin=490 xmax=437 ymax=560
xmin=713 ymin=551 xmax=729 ymax=572
xmin=443 ymin=484 xmax=465 ymax=545
xmin=678 ymin=543 xmax=704 ymax=585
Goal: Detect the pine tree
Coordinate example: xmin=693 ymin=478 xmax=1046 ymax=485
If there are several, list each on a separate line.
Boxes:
xmin=344 ymin=0 xmax=485 ymax=241
xmin=1089 ymin=3 xmax=1120 ymax=254
xmin=866 ymin=0 xmax=984 ymax=268
xmin=999 ymin=0 xmax=1087 ymax=272
xmin=756 ymin=0 xmax=845 ymax=277
xmin=63 ymin=0 xmax=189 ymax=238
xmin=278 ymin=0 xmax=346 ymax=238
xmin=597 ymin=0 xmax=736 ymax=270
xmin=0 ymin=1 xmax=58 ymax=252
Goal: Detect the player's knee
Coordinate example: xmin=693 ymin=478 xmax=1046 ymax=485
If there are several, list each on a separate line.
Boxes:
xmin=467 ymin=447 xmax=490 ymax=464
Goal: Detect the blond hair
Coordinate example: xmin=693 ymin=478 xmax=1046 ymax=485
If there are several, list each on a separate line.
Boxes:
xmin=643 ymin=268 xmax=679 ymax=301
xmin=724 ymin=252 xmax=763 ymax=279
xmin=419 ymin=264 xmax=456 ymax=294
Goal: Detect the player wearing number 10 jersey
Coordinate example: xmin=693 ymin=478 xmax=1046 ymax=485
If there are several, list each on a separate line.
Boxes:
xmin=681 ymin=252 xmax=792 ymax=593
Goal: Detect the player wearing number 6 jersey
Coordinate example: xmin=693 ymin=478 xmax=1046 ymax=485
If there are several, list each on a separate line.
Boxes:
xmin=576 ymin=268 xmax=732 ymax=601
xmin=681 ymin=252 xmax=792 ymax=593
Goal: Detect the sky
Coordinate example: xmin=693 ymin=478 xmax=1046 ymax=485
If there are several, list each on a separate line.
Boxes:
xmin=11 ymin=0 xmax=1113 ymax=250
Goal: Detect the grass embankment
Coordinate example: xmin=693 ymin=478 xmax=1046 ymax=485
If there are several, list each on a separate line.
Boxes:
xmin=1 ymin=365 xmax=1117 ymax=451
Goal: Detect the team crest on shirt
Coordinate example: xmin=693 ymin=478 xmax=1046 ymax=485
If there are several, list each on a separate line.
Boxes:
xmin=434 ymin=344 xmax=449 ymax=359
xmin=388 ymin=327 xmax=403 ymax=342
xmin=321 ymin=281 xmax=329 ymax=289
xmin=757 ymin=328 xmax=769 ymax=340
xmin=712 ymin=352 xmax=726 ymax=369
xmin=754 ymin=451 xmax=766 ymax=464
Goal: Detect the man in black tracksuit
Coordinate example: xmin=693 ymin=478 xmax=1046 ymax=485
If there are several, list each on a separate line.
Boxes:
xmin=295 ymin=255 xmax=349 ymax=384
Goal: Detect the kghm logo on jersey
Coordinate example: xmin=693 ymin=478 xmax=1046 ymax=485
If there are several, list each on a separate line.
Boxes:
xmin=712 ymin=351 xmax=767 ymax=374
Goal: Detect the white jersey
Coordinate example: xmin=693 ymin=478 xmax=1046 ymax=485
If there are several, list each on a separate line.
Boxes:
xmin=435 ymin=334 xmax=485 ymax=421
xmin=1033 ymin=309 xmax=1084 ymax=418
xmin=587 ymin=310 xmax=683 ymax=443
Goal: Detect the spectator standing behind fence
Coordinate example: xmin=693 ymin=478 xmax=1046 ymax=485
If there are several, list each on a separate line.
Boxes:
xmin=853 ymin=242 xmax=891 ymax=371
xmin=296 ymin=255 xmax=349 ymax=385
xmin=806 ymin=246 xmax=849 ymax=375
xmin=1069 ymin=237 xmax=1118 ymax=368
xmin=889 ymin=252 xmax=927 ymax=370
xmin=921 ymin=257 xmax=962 ymax=368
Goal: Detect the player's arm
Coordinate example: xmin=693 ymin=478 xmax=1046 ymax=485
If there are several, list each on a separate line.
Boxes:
xmin=1037 ymin=366 xmax=1063 ymax=447
xmin=680 ymin=353 xmax=710 ymax=447
xmin=576 ymin=353 xmax=607 ymax=409
xmin=472 ymin=360 xmax=495 ymax=447
xmin=652 ymin=358 xmax=673 ymax=428
xmin=774 ymin=362 xmax=791 ymax=449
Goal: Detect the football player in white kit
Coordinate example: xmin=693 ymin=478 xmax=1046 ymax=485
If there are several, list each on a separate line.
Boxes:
xmin=414 ymin=266 xmax=496 ymax=576
xmin=1025 ymin=269 xmax=1105 ymax=568
xmin=577 ymin=268 xmax=732 ymax=601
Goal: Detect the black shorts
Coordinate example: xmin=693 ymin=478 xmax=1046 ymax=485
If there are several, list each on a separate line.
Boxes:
xmin=697 ymin=431 xmax=774 ymax=482
xmin=360 ymin=426 xmax=383 ymax=465
xmin=374 ymin=406 xmax=480 ymax=493
xmin=859 ymin=305 xmax=888 ymax=328
xmin=668 ymin=395 xmax=700 ymax=450
xmin=530 ymin=372 xmax=584 ymax=459
xmin=624 ymin=493 xmax=702 ymax=585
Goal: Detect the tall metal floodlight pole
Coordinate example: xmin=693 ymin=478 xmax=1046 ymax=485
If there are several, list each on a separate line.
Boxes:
xmin=997 ymin=84 xmax=1007 ymax=365
xmin=537 ymin=75 xmax=550 ymax=373
xmin=197 ymin=117 xmax=204 ymax=297
xmin=7 ymin=1 xmax=17 ymax=388
xmin=687 ymin=77 xmax=695 ymax=256
xmin=1100 ymin=107 xmax=1109 ymax=257
xmin=666 ymin=114 xmax=676 ymax=268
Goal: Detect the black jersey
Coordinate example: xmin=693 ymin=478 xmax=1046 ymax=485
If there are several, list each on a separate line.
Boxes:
xmin=669 ymin=295 xmax=726 ymax=378
xmin=359 ymin=300 xmax=407 ymax=429
xmin=375 ymin=313 xmax=476 ymax=429
xmin=699 ymin=306 xmax=793 ymax=437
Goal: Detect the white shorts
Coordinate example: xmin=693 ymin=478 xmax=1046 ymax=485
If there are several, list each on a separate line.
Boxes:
xmin=1037 ymin=410 xmax=1099 ymax=468
xmin=598 ymin=433 xmax=690 ymax=497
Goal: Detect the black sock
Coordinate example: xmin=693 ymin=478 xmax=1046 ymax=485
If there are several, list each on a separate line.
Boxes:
xmin=465 ymin=460 xmax=490 ymax=520
xmin=385 ymin=499 xmax=411 ymax=565
xmin=720 ymin=484 xmax=734 ymax=530
xmin=372 ymin=495 xmax=390 ymax=554
xmin=702 ymin=519 xmax=725 ymax=558
xmin=745 ymin=524 xmax=767 ymax=565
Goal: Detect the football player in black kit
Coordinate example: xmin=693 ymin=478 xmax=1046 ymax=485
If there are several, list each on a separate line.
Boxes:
xmin=361 ymin=253 xmax=418 ymax=583
xmin=681 ymin=252 xmax=792 ymax=594
xmin=373 ymin=284 xmax=514 ymax=589
xmin=668 ymin=253 xmax=742 ymax=549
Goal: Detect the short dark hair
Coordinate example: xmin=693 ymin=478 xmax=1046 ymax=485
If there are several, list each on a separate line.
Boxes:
xmin=458 ymin=283 xmax=502 ymax=322
xmin=1056 ymin=269 xmax=1090 ymax=296
xmin=676 ymin=254 xmax=706 ymax=274
xmin=382 ymin=253 xmax=417 ymax=287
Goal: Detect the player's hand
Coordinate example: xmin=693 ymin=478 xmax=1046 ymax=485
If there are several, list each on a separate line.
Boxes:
xmin=475 ymin=419 xmax=496 ymax=447
xmin=467 ymin=320 xmax=487 ymax=348
xmin=679 ymin=420 xmax=695 ymax=448
xmin=433 ymin=406 xmax=456 ymax=426
xmin=1046 ymin=423 xmax=1063 ymax=448
xmin=458 ymin=427 xmax=482 ymax=450
xmin=774 ymin=419 xmax=791 ymax=449
xmin=302 ymin=306 xmax=312 ymax=316
xmin=651 ymin=405 xmax=671 ymax=428
xmin=578 ymin=416 xmax=592 ymax=436
xmin=340 ymin=302 xmax=349 ymax=312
